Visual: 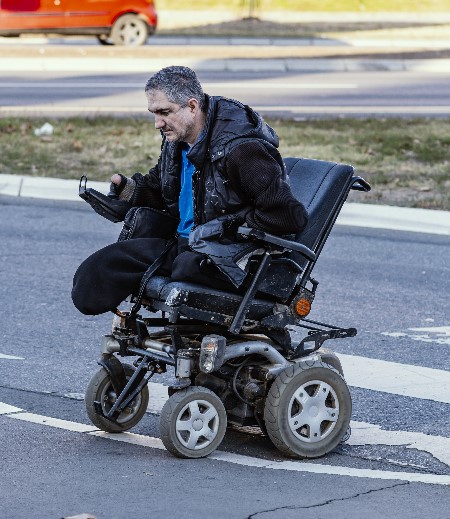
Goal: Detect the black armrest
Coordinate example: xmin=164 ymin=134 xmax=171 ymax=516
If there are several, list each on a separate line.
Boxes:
xmin=79 ymin=176 xmax=131 ymax=223
xmin=350 ymin=176 xmax=371 ymax=192
xmin=237 ymin=226 xmax=316 ymax=262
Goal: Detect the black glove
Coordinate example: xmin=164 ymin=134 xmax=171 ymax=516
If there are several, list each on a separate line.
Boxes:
xmin=108 ymin=174 xmax=127 ymax=199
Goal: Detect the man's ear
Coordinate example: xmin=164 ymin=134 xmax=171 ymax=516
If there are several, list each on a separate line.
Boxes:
xmin=188 ymin=98 xmax=199 ymax=113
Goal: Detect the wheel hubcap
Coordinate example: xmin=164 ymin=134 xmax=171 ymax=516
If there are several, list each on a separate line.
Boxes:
xmin=288 ymin=379 xmax=339 ymax=443
xmin=119 ymin=22 xmax=142 ymax=45
xmin=175 ymin=399 xmax=220 ymax=450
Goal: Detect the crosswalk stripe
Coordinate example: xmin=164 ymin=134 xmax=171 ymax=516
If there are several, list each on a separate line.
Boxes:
xmin=339 ymin=354 xmax=450 ymax=404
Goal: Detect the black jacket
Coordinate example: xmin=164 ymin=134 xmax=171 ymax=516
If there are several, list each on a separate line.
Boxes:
xmin=122 ymin=95 xmax=308 ymax=286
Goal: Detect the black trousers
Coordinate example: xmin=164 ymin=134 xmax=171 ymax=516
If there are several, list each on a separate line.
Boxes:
xmin=72 ymin=237 xmax=232 ymax=315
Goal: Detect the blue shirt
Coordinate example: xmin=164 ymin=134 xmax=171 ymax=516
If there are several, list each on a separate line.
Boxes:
xmin=177 ymin=144 xmax=195 ymax=238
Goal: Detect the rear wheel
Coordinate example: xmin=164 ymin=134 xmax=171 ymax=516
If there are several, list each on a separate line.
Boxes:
xmin=110 ymin=14 xmax=149 ymax=46
xmin=85 ymin=363 xmax=149 ymax=433
xmin=264 ymin=363 xmax=351 ymax=458
xmin=160 ymin=386 xmax=227 ymax=458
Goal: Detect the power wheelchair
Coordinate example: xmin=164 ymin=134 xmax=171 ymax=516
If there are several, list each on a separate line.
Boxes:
xmin=81 ymin=157 xmax=371 ymax=459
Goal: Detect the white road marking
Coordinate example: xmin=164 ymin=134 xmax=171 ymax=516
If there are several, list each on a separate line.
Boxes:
xmin=255 ymin=106 xmax=450 ymax=114
xmin=383 ymin=326 xmax=450 ymax=346
xmin=339 ymin=353 xmax=450 ymax=404
xmin=59 ymin=369 xmax=450 ymax=466
xmin=0 ymin=402 xmax=23 ymax=414
xmin=1 ymin=403 xmax=449 ymax=485
xmin=10 ymin=412 xmax=98 ymax=433
xmin=62 ymin=384 xmax=450 ymax=465
xmin=0 ymin=352 xmax=24 ymax=360
xmin=210 ymin=82 xmax=358 ymax=89
xmin=210 ymin=452 xmax=450 ymax=486
xmin=0 ymin=82 xmax=357 ymax=90
xmin=1 ymin=105 xmax=449 ymax=115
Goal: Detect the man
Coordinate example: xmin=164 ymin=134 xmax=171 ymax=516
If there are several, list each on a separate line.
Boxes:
xmin=72 ymin=66 xmax=308 ymax=315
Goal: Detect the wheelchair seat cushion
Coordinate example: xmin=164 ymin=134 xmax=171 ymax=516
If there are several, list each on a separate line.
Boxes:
xmin=144 ymin=275 xmax=277 ymax=321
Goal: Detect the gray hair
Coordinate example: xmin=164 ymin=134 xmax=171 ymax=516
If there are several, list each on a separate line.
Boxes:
xmin=145 ymin=66 xmax=206 ymax=111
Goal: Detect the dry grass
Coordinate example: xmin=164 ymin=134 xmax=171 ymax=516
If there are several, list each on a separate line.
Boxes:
xmin=157 ymin=0 xmax=450 ymax=12
xmin=1 ymin=117 xmax=449 ymax=210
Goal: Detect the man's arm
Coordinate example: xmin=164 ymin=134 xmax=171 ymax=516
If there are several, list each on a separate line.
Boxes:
xmin=225 ymin=141 xmax=308 ymax=234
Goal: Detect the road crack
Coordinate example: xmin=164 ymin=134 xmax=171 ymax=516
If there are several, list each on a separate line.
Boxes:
xmin=246 ymin=481 xmax=409 ymax=518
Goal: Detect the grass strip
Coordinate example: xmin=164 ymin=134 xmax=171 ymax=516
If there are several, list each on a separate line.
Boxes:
xmin=157 ymin=0 xmax=450 ymax=13
xmin=1 ymin=116 xmax=449 ymax=210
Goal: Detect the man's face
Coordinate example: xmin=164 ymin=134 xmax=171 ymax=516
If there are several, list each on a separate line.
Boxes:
xmin=146 ymin=89 xmax=196 ymax=144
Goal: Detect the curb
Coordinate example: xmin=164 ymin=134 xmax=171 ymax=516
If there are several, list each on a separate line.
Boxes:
xmin=1 ymin=174 xmax=449 ymax=236
xmin=2 ymin=35 xmax=450 ymax=47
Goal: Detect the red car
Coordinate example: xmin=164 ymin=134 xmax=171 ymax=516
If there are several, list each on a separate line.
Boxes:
xmin=0 ymin=0 xmax=157 ymax=46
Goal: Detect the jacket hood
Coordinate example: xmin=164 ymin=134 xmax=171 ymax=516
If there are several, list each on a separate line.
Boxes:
xmin=209 ymin=95 xmax=279 ymax=147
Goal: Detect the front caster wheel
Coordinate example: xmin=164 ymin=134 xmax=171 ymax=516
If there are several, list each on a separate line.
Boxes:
xmin=160 ymin=387 xmax=227 ymax=458
xmin=85 ymin=363 xmax=149 ymax=433
xmin=264 ymin=363 xmax=351 ymax=459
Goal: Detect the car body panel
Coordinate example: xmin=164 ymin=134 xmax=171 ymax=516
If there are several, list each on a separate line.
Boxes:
xmin=0 ymin=0 xmax=157 ymax=36
xmin=0 ymin=0 xmax=64 ymax=31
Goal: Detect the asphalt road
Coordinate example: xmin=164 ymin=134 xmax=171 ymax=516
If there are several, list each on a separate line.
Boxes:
xmin=1 ymin=70 xmax=450 ymax=118
xmin=0 ymin=195 xmax=449 ymax=519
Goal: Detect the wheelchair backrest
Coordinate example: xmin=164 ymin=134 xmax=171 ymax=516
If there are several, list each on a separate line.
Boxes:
xmin=284 ymin=157 xmax=355 ymax=269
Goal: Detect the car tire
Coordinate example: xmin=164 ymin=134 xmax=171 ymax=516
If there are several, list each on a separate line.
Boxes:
xmin=110 ymin=14 xmax=149 ymax=46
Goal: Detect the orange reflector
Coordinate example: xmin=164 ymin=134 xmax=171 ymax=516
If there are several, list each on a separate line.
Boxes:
xmin=295 ymin=298 xmax=311 ymax=317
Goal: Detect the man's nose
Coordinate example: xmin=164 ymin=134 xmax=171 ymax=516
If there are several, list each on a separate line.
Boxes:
xmin=154 ymin=115 xmax=165 ymax=129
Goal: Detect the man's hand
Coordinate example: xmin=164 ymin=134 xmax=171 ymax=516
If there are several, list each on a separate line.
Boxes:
xmin=111 ymin=174 xmax=122 ymax=185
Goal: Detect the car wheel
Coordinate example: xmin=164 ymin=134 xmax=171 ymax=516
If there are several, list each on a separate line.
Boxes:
xmin=264 ymin=363 xmax=351 ymax=459
xmin=110 ymin=14 xmax=149 ymax=46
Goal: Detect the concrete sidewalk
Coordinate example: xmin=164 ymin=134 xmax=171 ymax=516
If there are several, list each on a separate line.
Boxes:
xmin=0 ymin=55 xmax=448 ymax=73
xmin=1 ymin=36 xmax=449 ymax=73
xmin=1 ymin=173 xmax=449 ymax=236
